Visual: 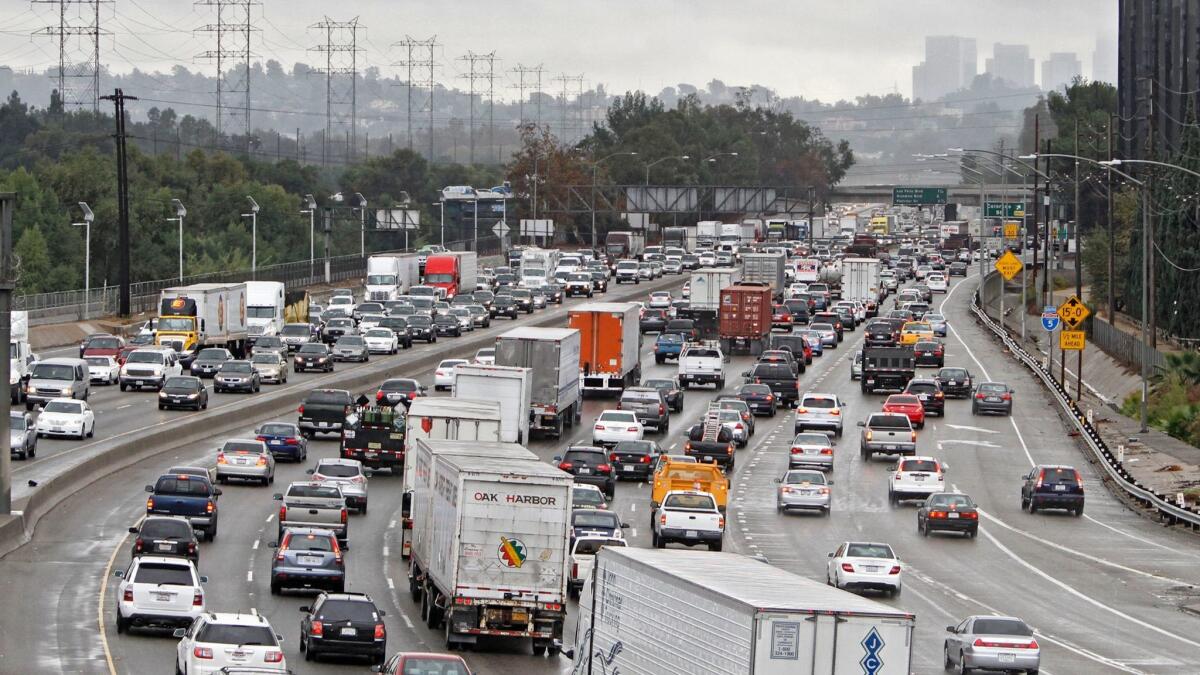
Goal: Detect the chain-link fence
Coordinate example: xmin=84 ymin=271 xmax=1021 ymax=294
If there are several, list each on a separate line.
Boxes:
xmin=16 ymin=237 xmax=505 ymax=325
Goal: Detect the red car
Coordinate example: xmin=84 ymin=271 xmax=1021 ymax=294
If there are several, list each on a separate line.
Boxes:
xmin=771 ymin=304 xmax=794 ymax=331
xmin=882 ymin=394 xmax=926 ymax=429
xmin=378 ymin=652 xmax=471 ymax=674
xmin=81 ymin=334 xmax=124 ymax=360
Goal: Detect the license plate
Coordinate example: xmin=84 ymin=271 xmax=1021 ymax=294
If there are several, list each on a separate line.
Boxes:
xmin=157 ymin=542 xmax=173 ymax=552
xmin=1054 ymin=484 xmax=1067 ymax=492
xmin=340 ymin=627 xmax=356 ymax=637
xmin=577 ymin=467 xmax=591 ymax=475
xmin=299 ymin=555 xmax=322 ymax=566
xmin=685 ymin=530 xmax=698 ymax=538
xmin=914 ymin=476 xmax=925 ymax=481
xmin=886 ymin=444 xmax=897 ymax=450
xmin=622 ymin=465 xmax=634 ymax=472
xmin=862 ymin=566 xmax=880 ymax=573
xmin=986 ymin=396 xmax=1000 ymax=402
xmin=947 ymin=381 xmax=957 ymax=385
xmin=998 ymin=653 xmax=1015 ymax=664
xmin=949 ymin=512 xmax=960 ymax=519
xmin=365 ymin=452 xmax=378 ymax=458
xmin=319 ymin=421 xmax=328 ymax=427
xmin=918 ymin=394 xmax=929 ymax=400
xmin=135 ymin=380 xmax=144 ymax=386
xmin=153 ymin=592 xmax=172 ymax=602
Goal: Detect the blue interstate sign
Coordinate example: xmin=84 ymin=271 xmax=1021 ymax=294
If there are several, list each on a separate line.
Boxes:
xmin=1041 ymin=305 xmax=1060 ymax=331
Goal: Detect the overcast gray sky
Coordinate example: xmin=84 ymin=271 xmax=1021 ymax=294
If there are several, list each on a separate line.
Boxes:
xmin=0 ymin=0 xmax=1117 ymax=101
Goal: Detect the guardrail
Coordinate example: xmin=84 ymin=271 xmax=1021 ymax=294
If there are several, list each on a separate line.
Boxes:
xmin=972 ymin=274 xmax=1200 ymax=530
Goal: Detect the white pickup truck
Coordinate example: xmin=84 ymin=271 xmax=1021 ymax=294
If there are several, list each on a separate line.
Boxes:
xmin=652 ymin=490 xmax=725 ymax=551
xmin=678 ymin=345 xmax=724 ymax=390
xmin=567 ymin=536 xmax=627 ymax=599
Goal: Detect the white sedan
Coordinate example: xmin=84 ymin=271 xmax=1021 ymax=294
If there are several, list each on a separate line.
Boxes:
xmin=786 ymin=283 xmax=809 ymax=298
xmin=474 ymin=348 xmax=495 ymax=365
xmin=362 ymin=328 xmax=399 ymax=354
xmin=647 ymin=292 xmax=672 ymax=309
xmin=927 ymin=274 xmax=948 ymax=293
xmin=591 ymin=410 xmax=644 ymax=447
xmin=36 ymin=398 xmax=95 ymax=439
xmin=434 ymin=359 xmax=468 ymax=391
xmin=85 ymin=356 xmax=120 ymax=385
xmin=826 ymin=541 xmax=902 ymax=597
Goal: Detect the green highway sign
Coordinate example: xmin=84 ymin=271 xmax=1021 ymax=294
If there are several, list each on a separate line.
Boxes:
xmin=984 ymin=201 xmax=1026 ymax=218
xmin=892 ymin=187 xmax=947 ymax=206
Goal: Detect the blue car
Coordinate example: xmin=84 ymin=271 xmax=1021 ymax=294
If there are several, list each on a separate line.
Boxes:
xmin=254 ymin=421 xmax=308 ymax=462
xmin=654 ymin=333 xmax=685 ymax=364
xmin=270 ymin=527 xmax=344 ymax=594
xmin=797 ymin=331 xmax=824 ymax=357
xmin=926 ymin=313 xmax=948 ymax=337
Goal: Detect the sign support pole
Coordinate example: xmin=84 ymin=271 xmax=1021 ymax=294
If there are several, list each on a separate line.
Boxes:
xmin=999 ymin=276 xmax=1005 ymax=334
xmin=1077 ymin=342 xmax=1083 ymax=401
xmin=1048 ymin=319 xmax=1055 ymax=381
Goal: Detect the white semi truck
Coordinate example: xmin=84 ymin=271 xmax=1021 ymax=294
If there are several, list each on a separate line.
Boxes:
xmin=9 ymin=311 xmax=34 ymax=403
xmin=451 ymin=363 xmax=532 ymax=444
xmin=494 ymin=327 xmax=582 ymax=438
xmin=244 ymin=281 xmax=285 ymax=343
xmin=365 ymin=254 xmax=420 ymax=301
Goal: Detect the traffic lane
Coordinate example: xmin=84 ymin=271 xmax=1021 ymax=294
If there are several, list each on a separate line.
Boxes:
xmin=12 ymin=275 xmax=686 ymax=495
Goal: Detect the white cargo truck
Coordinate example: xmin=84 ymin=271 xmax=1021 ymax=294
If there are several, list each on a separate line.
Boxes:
xmin=689 ymin=268 xmax=742 ymax=313
xmin=365 ymin=254 xmax=420 ymax=301
xmin=740 ymin=252 xmax=787 ymax=298
xmin=569 ymin=547 xmax=915 ymax=675
xmin=841 ymin=257 xmax=883 ymax=317
xmin=9 ymin=310 xmax=35 ymax=403
xmin=696 ymin=221 xmax=721 ymax=246
xmin=400 ymin=437 xmax=537 ymax=557
xmin=244 ymin=281 xmax=285 ymax=343
xmin=451 ymin=363 xmax=532 ymax=444
xmin=156 ymin=283 xmax=248 ymax=362
xmin=411 ymin=452 xmax=572 ymax=653
xmin=495 ymin=327 xmax=581 ymax=438
xmin=839 ymin=214 xmax=859 ymax=237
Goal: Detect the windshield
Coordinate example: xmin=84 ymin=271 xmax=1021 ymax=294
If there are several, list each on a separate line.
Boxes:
xmin=43 ymin=401 xmax=82 ymax=414
xmin=85 ymin=356 xmax=111 ymax=367
xmin=251 ymin=354 xmax=280 ymax=364
xmin=367 ymin=274 xmax=397 ymax=285
xmin=246 ymin=306 xmax=275 ymax=319
xmin=574 ymin=538 xmax=626 ymax=555
xmin=88 ymin=337 xmax=121 ymax=349
xmin=336 ymin=337 xmax=365 ymax=346
xmin=901 ymin=459 xmax=940 ymax=472
xmin=258 ymin=423 xmax=295 ymax=436
xmin=32 ymin=364 xmax=76 ymax=381
xmin=196 ymin=349 xmax=228 ymax=361
xmin=425 ymin=273 xmax=454 ymax=284
xmin=157 ymin=317 xmax=195 ymax=333
xmin=221 ymin=362 xmax=252 ymax=373
xmin=154 ymin=476 xmax=211 ymax=495
xmin=297 ymin=344 xmax=326 ymax=354
xmin=803 ymin=396 xmax=836 ymax=409
xmin=163 ymin=377 xmax=198 ymax=391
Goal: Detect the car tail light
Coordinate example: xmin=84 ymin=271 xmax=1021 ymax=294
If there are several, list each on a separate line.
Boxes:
xmin=609 ymin=453 xmax=618 ymax=462
xmin=820 ymin=447 xmax=833 ymax=455
xmin=796 ymin=407 xmax=808 ymax=414
xmin=718 ymin=515 xmax=725 ymax=529
xmin=297 ymin=404 xmax=304 ymax=414
xmin=285 ymin=437 xmax=299 ymax=446
xmin=373 ymin=623 xmax=386 ymax=640
xmin=123 ymin=588 xmax=133 ymax=602
xmin=727 ymin=444 xmax=734 ymax=455
xmin=889 ymin=565 xmax=901 ymax=575
xmin=264 ymin=651 xmax=284 ymax=663
xmin=594 ymin=425 xmax=603 ymax=431
xmin=279 ymin=505 xmax=287 ymax=521
xmin=255 ymin=435 xmax=267 ymax=442
xmin=376 ymin=390 xmax=384 ymax=402
xmin=256 ymin=455 xmax=268 ymax=466
xmin=734 ymin=423 xmax=744 ymax=431
xmin=659 ymin=404 xmax=666 ymax=415
xmin=1035 ymin=469 xmax=1045 ymax=489
xmin=963 ymin=511 xmax=979 ymax=520
xmin=765 ymin=394 xmax=774 ymax=401
xmin=741 ymin=411 xmax=750 ymax=421
xmin=597 ymin=464 xmax=612 ymax=474
xmin=935 ymin=392 xmax=944 ymax=399
xmin=187 ymin=542 xmax=196 ymax=555
xmin=134 ymin=538 xmax=144 ymax=552
xmin=911 ymin=431 xmax=917 ymax=442
xmin=830 ymin=409 xmax=840 ymax=416
xmin=930 ymin=510 xmax=947 ymax=519
xmin=206 ymin=500 xmax=215 ymax=514
xmin=146 ymin=497 xmax=155 ymax=510
xmin=216 ymin=452 xmax=226 ymax=465
xmin=1001 ymin=393 xmax=1012 ymax=401
xmin=193 ymin=590 xmax=203 ymax=606
xmin=659 ymin=513 xmax=667 ymax=525
xmin=640 ymin=455 xmax=650 ymax=463
xmin=841 ymin=563 xmax=854 ymax=573
xmin=340 ymin=508 xmax=348 ymax=524
xmin=193 ymin=646 xmax=213 ymax=660
xmin=310 ymin=620 xmax=324 ymax=637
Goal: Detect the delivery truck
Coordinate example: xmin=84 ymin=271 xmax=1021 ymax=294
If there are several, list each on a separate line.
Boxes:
xmin=718 ymin=284 xmax=773 ymax=356
xmin=603 ymin=231 xmax=645 ymax=261
xmin=495 ymin=327 xmax=582 ymax=438
xmin=365 ymin=254 xmax=420 ymax=301
xmin=244 ymin=281 xmax=285 ymax=343
xmin=423 ymin=250 xmax=477 ymax=298
xmin=841 ymin=257 xmax=883 ymax=318
xmin=9 ymin=310 xmax=34 ymax=403
xmin=156 ymin=283 xmax=248 ymax=363
xmin=411 ymin=451 xmax=572 ymax=654
xmin=740 ymin=252 xmax=787 ymax=299
xmin=569 ymin=547 xmax=916 ymax=675
xmin=662 ymin=226 xmax=696 ymax=252
xmin=689 ymin=267 xmax=742 ymax=340
xmin=696 ymin=221 xmax=721 ymax=247
xmin=451 ymin=363 xmax=533 ymax=444
xmin=569 ymin=302 xmax=641 ymax=395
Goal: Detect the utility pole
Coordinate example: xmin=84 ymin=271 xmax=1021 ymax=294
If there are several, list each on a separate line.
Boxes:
xmin=310 ymin=17 xmax=362 ymax=163
xmin=511 ymin=64 xmax=544 ymax=130
xmin=0 ymin=192 xmax=13 ymax=515
xmin=101 ymin=89 xmax=136 ymax=316
xmin=195 ymin=0 xmax=257 ymax=153
xmin=553 ymin=74 xmax=583 ymax=142
xmin=32 ymin=0 xmax=107 ymax=112
xmin=1042 ymin=139 xmax=1052 ymax=308
xmin=1107 ymin=114 xmax=1115 ymax=321
xmin=1147 ymin=78 xmax=1157 ymax=348
xmin=392 ymin=35 xmax=437 ymax=154
xmin=459 ymin=51 xmax=496 ymax=165
xmin=1031 ymin=115 xmax=1040 ymax=279
xmin=1073 ymin=119 xmax=1081 ymax=301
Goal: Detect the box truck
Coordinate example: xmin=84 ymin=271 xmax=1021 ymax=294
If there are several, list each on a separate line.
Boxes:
xmin=423 ymin=250 xmax=477 ymax=298
xmin=740 ymin=252 xmax=787 ymax=299
xmin=604 ymin=231 xmax=645 ymax=261
xmin=411 ymin=452 xmax=572 ymax=653
xmin=156 ymin=283 xmax=248 ymax=363
xmin=451 ymin=363 xmax=533 ymax=444
xmin=841 ymin=257 xmax=883 ymax=317
xmin=696 ymin=221 xmax=721 ymax=246
xmin=569 ymin=302 xmax=641 ymax=395
xmin=718 ymin=284 xmax=773 ymax=356
xmin=689 ymin=267 xmax=742 ymax=340
xmin=9 ymin=310 xmax=34 ymax=403
xmin=365 ymin=254 xmax=420 ymax=301
xmin=569 ymin=547 xmax=916 ymax=675
xmin=495 ymin=327 xmax=582 ymax=438
xmin=244 ymin=281 xmax=286 ymax=343
xmin=662 ymin=226 xmax=696 ymax=252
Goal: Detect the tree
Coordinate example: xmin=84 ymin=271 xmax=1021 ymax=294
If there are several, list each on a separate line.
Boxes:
xmin=14 ymin=225 xmax=51 ymax=294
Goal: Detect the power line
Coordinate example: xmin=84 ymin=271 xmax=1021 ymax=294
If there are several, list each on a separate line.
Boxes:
xmin=392 ymin=35 xmax=437 ymax=157
xmin=553 ymin=73 xmax=583 ymax=142
xmin=31 ymin=0 xmax=108 ymax=111
xmin=459 ymin=50 xmax=496 ymax=164
xmin=309 ymin=16 xmax=362 ymax=165
xmin=511 ymin=63 xmax=543 ymax=130
xmin=194 ymin=0 xmax=257 ymax=152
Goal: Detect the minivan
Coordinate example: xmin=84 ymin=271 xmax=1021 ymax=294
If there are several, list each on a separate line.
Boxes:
xmin=26 ymin=357 xmax=90 ymax=410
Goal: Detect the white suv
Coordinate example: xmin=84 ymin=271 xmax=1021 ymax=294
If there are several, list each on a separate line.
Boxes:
xmin=927 ymin=273 xmax=948 ymax=293
xmin=794 ymin=393 xmax=845 ymax=437
xmin=120 ymin=347 xmax=182 ymax=391
xmin=614 ymin=260 xmax=641 ymax=284
xmin=174 ymin=611 xmax=287 ymax=673
xmin=114 ymin=555 xmax=206 ymax=633
xmin=889 ymin=456 xmax=946 ymax=505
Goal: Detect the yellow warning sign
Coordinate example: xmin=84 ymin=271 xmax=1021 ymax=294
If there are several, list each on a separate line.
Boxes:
xmin=1004 ymin=222 xmax=1020 ymax=239
xmin=1059 ymin=330 xmax=1086 ymax=351
xmin=994 ymin=250 xmax=1023 ymax=281
xmin=1056 ymin=295 xmax=1091 ymax=329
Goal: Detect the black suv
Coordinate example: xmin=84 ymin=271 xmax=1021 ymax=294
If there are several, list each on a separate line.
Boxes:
xmin=129 ymin=515 xmax=200 ymax=567
xmin=608 ymin=440 xmax=660 ymax=481
xmin=555 ymin=445 xmax=615 ymax=497
xmin=936 ymin=367 xmax=973 ymax=398
xmin=493 ymin=295 xmax=520 ymax=319
xmin=1022 ymin=465 xmax=1085 ymax=516
xmin=744 ymin=362 xmax=800 ymax=408
xmin=378 ymin=317 xmax=414 ymax=349
xmin=903 ymin=377 xmax=945 ymax=416
xmin=643 ymin=377 xmax=684 ymax=412
xmin=299 ymin=592 xmax=387 ymax=664
xmin=433 ymin=314 xmax=462 ymax=337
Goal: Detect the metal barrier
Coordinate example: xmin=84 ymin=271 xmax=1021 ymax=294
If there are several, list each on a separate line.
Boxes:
xmin=972 ymin=274 xmax=1200 ymax=529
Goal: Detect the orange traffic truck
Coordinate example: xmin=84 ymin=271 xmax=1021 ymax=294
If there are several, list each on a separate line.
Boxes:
xmin=651 ymin=458 xmax=730 ymax=513
xmin=568 ymin=302 xmax=641 ymax=395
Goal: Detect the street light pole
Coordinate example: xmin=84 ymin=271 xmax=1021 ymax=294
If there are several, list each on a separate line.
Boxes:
xmin=243 ymin=196 xmax=260 ymax=278
xmin=303 ymin=194 xmax=317 ymax=279
xmin=355 ymin=192 xmax=367 ymax=259
xmin=73 ymin=202 xmax=93 ymax=318
xmin=591 ymin=151 xmax=638 ymax=252
xmin=168 ymin=199 xmax=186 ymax=282
xmin=644 ymin=155 xmax=691 ymax=186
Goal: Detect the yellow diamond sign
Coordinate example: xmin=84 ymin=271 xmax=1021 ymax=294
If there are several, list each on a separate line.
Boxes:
xmin=1057 ymin=295 xmax=1091 ymax=329
xmin=994 ymin=250 xmax=1023 ymax=281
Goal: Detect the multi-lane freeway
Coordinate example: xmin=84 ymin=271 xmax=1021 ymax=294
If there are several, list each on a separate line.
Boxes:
xmin=2 ymin=266 xmax=1200 ymax=675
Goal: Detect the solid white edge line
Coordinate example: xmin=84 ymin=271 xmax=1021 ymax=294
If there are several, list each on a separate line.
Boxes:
xmin=98 ymin=521 xmax=137 ymax=675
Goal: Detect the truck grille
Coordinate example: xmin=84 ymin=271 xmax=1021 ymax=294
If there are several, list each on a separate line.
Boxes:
xmin=126 ymin=369 xmax=156 ymax=378
xmin=248 ymin=325 xmax=265 ymax=336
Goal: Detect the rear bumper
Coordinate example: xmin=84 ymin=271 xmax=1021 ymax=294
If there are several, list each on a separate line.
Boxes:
xmin=862 ymin=441 xmax=917 ymax=455
xmin=925 ymin=518 xmax=978 ymax=533
xmin=271 ymin=568 xmax=345 ymax=589
xmin=1030 ymin=494 xmax=1084 ymax=509
xmin=658 ymin=527 xmax=722 ymax=544
xmin=308 ymin=636 xmax=385 ymax=657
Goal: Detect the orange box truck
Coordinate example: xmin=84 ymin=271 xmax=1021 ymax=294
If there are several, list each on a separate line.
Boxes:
xmin=568 ymin=302 xmax=641 ymax=395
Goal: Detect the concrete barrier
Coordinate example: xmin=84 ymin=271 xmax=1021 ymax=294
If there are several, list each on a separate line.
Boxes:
xmin=0 ymin=273 xmax=680 ymax=559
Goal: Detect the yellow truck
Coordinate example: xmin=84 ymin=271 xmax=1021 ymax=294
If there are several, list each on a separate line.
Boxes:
xmin=651 ymin=459 xmax=730 ymax=513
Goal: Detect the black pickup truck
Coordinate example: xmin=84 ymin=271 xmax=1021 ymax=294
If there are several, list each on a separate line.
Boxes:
xmin=860 ymin=345 xmax=915 ymax=394
xmin=341 ymin=400 xmax=406 ymax=473
xmin=144 ymin=473 xmax=222 ymax=541
xmin=743 ymin=362 xmax=800 ymax=408
xmin=298 ymin=388 xmax=354 ymax=438
xmin=682 ymin=418 xmax=736 ymax=470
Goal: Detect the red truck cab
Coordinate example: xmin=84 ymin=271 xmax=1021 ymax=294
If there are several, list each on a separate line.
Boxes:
xmin=424 ymin=254 xmax=461 ymax=298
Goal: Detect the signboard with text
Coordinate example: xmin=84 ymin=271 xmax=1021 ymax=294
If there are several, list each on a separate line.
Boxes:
xmin=892 ymin=187 xmax=947 ymax=206
xmin=984 ymin=201 xmax=1026 ymax=218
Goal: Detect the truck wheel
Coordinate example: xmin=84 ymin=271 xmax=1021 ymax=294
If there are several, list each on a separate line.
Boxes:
xmin=532 ymin=644 xmax=546 ymax=657
xmin=708 ymin=541 xmax=723 ymax=552
xmin=119 ymin=383 xmax=127 ymax=392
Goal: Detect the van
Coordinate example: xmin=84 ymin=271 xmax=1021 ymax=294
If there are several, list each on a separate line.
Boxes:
xmin=26 ymin=357 xmax=90 ymax=409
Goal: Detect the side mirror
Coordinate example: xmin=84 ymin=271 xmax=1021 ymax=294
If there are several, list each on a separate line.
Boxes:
xmin=128 ymin=526 xmax=139 ymax=534
xmin=199 ymin=575 xmax=209 ymax=584
xmin=856 ymin=421 xmax=865 ymax=427
xmin=946 ymin=625 xmax=956 ymax=633
xmin=378 ymin=609 xmax=386 ymax=616
xmin=272 ymin=493 xmax=283 ymax=501
xmin=298 ymin=605 xmax=310 ymax=613
xmin=306 ymin=469 xmax=315 ymax=475
xmin=827 ymin=480 xmax=835 ymax=485
xmin=173 ymin=628 xmax=188 ymax=639
xmin=773 ymin=478 xmax=782 ymax=484
xmin=112 ymin=570 xmax=124 ymax=578
xmin=213 ymin=489 xmax=223 ymax=496
xmin=144 ymin=485 xmax=154 ymax=493
xmin=552 ymin=456 xmax=562 ymax=462
xmin=827 ymin=552 xmax=834 ymax=557
xmin=275 ymin=634 xmax=285 ymax=643
xmin=620 ymin=523 xmax=630 ymax=529
xmin=1010 ymin=388 xmax=1016 ymax=393
xmin=741 ymin=371 xmax=750 ymax=377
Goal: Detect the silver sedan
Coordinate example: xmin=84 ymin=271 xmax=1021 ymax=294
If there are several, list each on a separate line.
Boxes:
xmin=810 ymin=322 xmax=839 ymax=347
xmin=788 ymin=432 xmax=835 ymax=471
xmin=775 ymin=469 xmax=831 ymax=514
xmin=944 ymin=615 xmax=1040 ymax=674
xmin=215 ymin=439 xmax=276 ymax=485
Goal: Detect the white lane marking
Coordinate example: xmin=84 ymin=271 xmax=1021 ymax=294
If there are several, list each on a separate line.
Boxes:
xmin=401 ymin=613 xmax=415 ymax=629
xmin=97 ymin=523 xmax=135 ymax=675
xmin=1082 ymin=514 xmax=1200 ymax=557
xmin=265 ymin=514 xmax=274 ymax=523
xmin=388 ymin=519 xmax=397 ymax=528
xmin=386 ymin=577 xmax=395 ymax=590
xmin=246 ymin=570 xmax=253 ymax=582
xmin=629 ymin=502 xmax=636 ymax=512
xmin=116 ymin=404 xmax=131 ymax=410
xmin=382 ymin=545 xmax=390 ymax=558
xmin=943 ymin=423 xmax=999 ymax=434
xmin=630 ymin=527 xmax=638 ymax=538
xmin=251 ymin=540 xmax=259 ymax=550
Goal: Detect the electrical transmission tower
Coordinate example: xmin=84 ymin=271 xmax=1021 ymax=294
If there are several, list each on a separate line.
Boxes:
xmin=553 ymin=74 xmax=583 ymax=142
xmin=392 ymin=35 xmax=437 ymax=158
xmin=310 ymin=16 xmax=362 ymax=164
xmin=510 ymin=63 xmax=544 ymax=131
xmin=459 ymin=51 xmax=496 ymax=165
xmin=195 ymin=0 xmax=257 ymax=152
xmin=31 ymin=0 xmax=109 ymax=111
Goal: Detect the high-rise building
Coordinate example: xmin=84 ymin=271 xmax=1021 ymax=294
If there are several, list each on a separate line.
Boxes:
xmin=1042 ymin=52 xmax=1082 ymax=92
xmin=985 ymin=43 xmax=1036 ymax=88
xmin=1093 ymin=33 xmax=1117 ymax=84
xmin=912 ymin=35 xmax=977 ymax=101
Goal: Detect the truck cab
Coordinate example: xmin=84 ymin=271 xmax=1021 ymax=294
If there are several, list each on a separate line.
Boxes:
xmin=245 ymin=281 xmax=285 ymax=343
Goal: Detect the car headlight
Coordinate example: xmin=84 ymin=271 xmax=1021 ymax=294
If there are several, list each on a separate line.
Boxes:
xmin=158 ymin=391 xmax=167 ymax=398
xmin=187 ymin=393 xmax=198 ymax=399
xmin=25 ymin=385 xmax=36 ymax=394
xmin=62 ymin=386 xmax=73 ymax=395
